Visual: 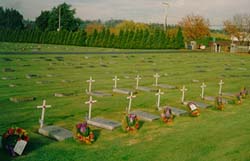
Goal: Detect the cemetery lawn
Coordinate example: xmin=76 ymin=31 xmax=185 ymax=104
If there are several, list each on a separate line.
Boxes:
xmin=1 ymin=45 xmax=250 ymax=161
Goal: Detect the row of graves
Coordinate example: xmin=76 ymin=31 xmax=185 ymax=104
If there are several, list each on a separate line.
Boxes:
xmin=1 ymin=73 xmax=248 ymax=157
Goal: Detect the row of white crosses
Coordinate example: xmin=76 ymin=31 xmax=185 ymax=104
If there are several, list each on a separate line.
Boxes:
xmin=113 ymin=73 xmax=160 ymax=90
xmin=36 ymin=77 xmax=225 ymax=128
xmin=180 ymin=80 xmax=224 ymax=103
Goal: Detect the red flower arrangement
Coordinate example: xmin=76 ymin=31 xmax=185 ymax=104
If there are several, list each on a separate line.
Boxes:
xmin=187 ymin=102 xmax=200 ymax=117
xmin=2 ymin=127 xmax=29 ymax=156
xmin=215 ymin=96 xmax=224 ymax=110
xmin=75 ymin=121 xmax=94 ymax=144
xmin=161 ymin=107 xmax=175 ymax=125
xmin=122 ymin=113 xmax=140 ymax=132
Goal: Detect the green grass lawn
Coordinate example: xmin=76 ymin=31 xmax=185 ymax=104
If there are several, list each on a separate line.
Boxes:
xmin=0 ymin=43 xmax=250 ymax=161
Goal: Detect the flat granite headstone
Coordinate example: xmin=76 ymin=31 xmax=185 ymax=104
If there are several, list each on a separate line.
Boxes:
xmin=137 ymin=86 xmax=156 ymax=92
xmin=86 ymin=91 xmax=112 ymax=97
xmin=87 ymin=118 xmax=121 ymax=130
xmin=38 ymin=126 xmax=73 ymax=141
xmin=222 ymin=92 xmax=236 ymax=97
xmin=113 ymin=88 xmax=133 ymax=95
xmin=203 ymin=96 xmax=228 ymax=104
xmin=131 ymin=110 xmax=160 ymax=121
xmin=185 ymin=101 xmax=211 ymax=109
xmin=160 ymin=106 xmax=188 ymax=116
xmin=158 ymin=84 xmax=177 ymax=89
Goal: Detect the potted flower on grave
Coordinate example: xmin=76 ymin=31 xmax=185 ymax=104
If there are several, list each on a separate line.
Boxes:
xmin=240 ymin=87 xmax=248 ymax=99
xmin=187 ymin=102 xmax=200 ymax=117
xmin=235 ymin=93 xmax=243 ymax=105
xmin=2 ymin=127 xmax=29 ymax=156
xmin=122 ymin=113 xmax=140 ymax=132
xmin=75 ymin=121 xmax=94 ymax=144
xmin=215 ymin=96 xmax=224 ymax=110
xmin=161 ymin=107 xmax=175 ymax=125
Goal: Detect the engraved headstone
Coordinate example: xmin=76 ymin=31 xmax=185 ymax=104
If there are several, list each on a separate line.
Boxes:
xmin=204 ymin=96 xmax=228 ymax=104
xmin=87 ymin=118 xmax=121 ymax=130
xmin=167 ymin=106 xmax=188 ymax=116
xmin=185 ymin=101 xmax=211 ymax=109
xmin=137 ymin=86 xmax=155 ymax=92
xmin=158 ymin=84 xmax=177 ymax=89
xmin=86 ymin=91 xmax=112 ymax=97
xmin=113 ymin=88 xmax=133 ymax=95
xmin=131 ymin=110 xmax=160 ymax=121
xmin=38 ymin=126 xmax=73 ymax=141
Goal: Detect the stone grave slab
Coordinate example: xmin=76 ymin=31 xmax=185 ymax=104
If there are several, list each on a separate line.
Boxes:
xmin=131 ymin=110 xmax=160 ymax=122
xmin=137 ymin=86 xmax=156 ymax=92
xmin=158 ymin=84 xmax=177 ymax=89
xmin=87 ymin=117 xmax=121 ymax=130
xmin=113 ymin=88 xmax=133 ymax=95
xmin=159 ymin=106 xmax=188 ymax=116
xmin=222 ymin=92 xmax=236 ymax=97
xmin=86 ymin=91 xmax=112 ymax=97
xmin=186 ymin=101 xmax=211 ymax=109
xmin=38 ymin=126 xmax=73 ymax=141
xmin=203 ymin=96 xmax=228 ymax=104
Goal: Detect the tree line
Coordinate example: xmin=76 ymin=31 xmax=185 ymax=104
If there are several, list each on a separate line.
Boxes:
xmin=0 ymin=3 xmax=185 ymax=49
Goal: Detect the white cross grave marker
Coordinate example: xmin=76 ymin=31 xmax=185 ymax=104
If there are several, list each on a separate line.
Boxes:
xmin=135 ymin=75 xmax=141 ymax=89
xmin=37 ymin=100 xmax=52 ymax=128
xmin=85 ymin=96 xmax=97 ymax=120
xmin=153 ymin=73 xmax=160 ymax=86
xmin=218 ymin=80 xmax=224 ymax=95
xmin=180 ymin=85 xmax=187 ymax=103
xmin=112 ymin=76 xmax=120 ymax=89
xmin=126 ymin=92 xmax=136 ymax=113
xmin=200 ymin=82 xmax=207 ymax=99
xmin=155 ymin=89 xmax=164 ymax=110
xmin=86 ymin=76 xmax=95 ymax=93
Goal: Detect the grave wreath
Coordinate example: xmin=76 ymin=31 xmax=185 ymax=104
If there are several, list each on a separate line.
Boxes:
xmin=122 ymin=113 xmax=140 ymax=132
xmin=215 ymin=96 xmax=224 ymax=110
xmin=161 ymin=107 xmax=175 ymax=125
xmin=187 ymin=102 xmax=200 ymax=117
xmin=2 ymin=127 xmax=29 ymax=156
xmin=75 ymin=122 xmax=94 ymax=144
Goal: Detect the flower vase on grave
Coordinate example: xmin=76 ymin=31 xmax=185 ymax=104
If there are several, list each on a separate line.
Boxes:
xmin=122 ymin=113 xmax=140 ymax=132
xmin=160 ymin=107 xmax=175 ymax=125
xmin=241 ymin=87 xmax=248 ymax=99
xmin=75 ymin=121 xmax=95 ymax=144
xmin=215 ymin=96 xmax=224 ymax=110
xmin=187 ymin=102 xmax=200 ymax=117
xmin=235 ymin=93 xmax=243 ymax=105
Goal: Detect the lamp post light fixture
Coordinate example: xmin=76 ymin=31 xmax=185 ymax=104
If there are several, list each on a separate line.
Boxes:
xmin=162 ymin=2 xmax=169 ymax=31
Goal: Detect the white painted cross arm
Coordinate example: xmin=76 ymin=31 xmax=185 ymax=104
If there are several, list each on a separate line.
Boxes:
xmin=37 ymin=100 xmax=52 ymax=109
xmin=86 ymin=76 xmax=95 ymax=83
xmin=85 ymin=97 xmax=97 ymax=105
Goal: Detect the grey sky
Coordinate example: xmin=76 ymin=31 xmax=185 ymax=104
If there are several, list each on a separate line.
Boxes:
xmin=1 ymin=0 xmax=250 ymax=27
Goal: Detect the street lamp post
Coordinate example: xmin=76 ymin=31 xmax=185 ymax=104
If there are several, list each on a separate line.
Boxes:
xmin=162 ymin=2 xmax=169 ymax=31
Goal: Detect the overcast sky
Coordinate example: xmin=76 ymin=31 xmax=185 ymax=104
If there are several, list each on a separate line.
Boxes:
xmin=1 ymin=0 xmax=250 ymax=28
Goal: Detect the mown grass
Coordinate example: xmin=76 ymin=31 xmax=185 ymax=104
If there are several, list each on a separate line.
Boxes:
xmin=0 ymin=43 xmax=250 ymax=161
